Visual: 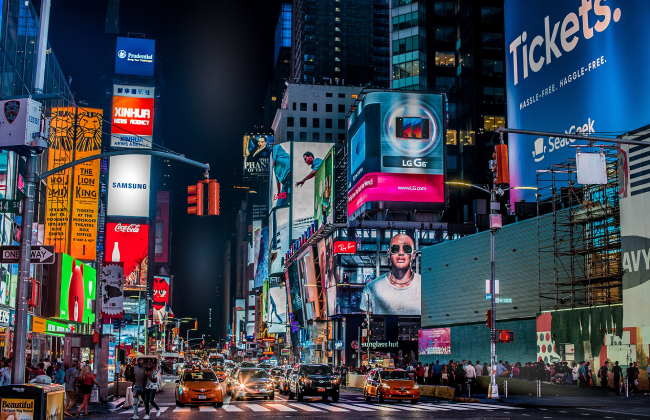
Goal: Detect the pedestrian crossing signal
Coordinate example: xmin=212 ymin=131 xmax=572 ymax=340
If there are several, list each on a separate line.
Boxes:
xmin=496 ymin=330 xmax=514 ymax=343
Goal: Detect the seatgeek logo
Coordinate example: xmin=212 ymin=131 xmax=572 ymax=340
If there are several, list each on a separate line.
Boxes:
xmin=509 ymin=0 xmax=621 ymax=85
xmin=532 ymin=118 xmax=595 ymax=162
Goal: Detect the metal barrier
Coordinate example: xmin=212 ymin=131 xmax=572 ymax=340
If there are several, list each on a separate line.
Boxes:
xmin=537 ymin=380 xmax=542 ymax=397
xmin=467 ymin=383 xmax=471 ymax=398
xmin=625 ymin=380 xmax=629 ymax=397
xmin=504 ymin=380 xmax=508 ymax=399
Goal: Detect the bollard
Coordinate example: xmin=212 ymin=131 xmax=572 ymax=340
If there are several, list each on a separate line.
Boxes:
xmin=505 ymin=380 xmax=508 ymax=399
xmin=537 ymin=380 xmax=542 ymax=397
xmin=467 ymin=383 xmax=471 ymax=398
xmin=625 ymin=380 xmax=629 ymax=397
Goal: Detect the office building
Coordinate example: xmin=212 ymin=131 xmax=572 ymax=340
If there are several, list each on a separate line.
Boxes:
xmin=264 ymin=3 xmax=292 ymax=130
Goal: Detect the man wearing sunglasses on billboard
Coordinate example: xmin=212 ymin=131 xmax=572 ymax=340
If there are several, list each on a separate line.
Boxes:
xmin=360 ymin=233 xmax=421 ymax=315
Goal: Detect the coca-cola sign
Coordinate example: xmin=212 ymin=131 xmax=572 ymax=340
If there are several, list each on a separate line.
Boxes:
xmin=114 ymin=223 xmax=140 ymax=233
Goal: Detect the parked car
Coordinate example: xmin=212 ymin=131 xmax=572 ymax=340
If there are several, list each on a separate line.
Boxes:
xmin=231 ymin=368 xmax=275 ymax=400
xmin=288 ymin=364 xmax=339 ymax=402
xmin=363 ymin=368 xmax=418 ymax=404
xmin=175 ymin=368 xmax=224 ymax=407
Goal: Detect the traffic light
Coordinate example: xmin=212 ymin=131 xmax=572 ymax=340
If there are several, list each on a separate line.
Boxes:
xmin=485 ymin=309 xmax=493 ymax=329
xmin=491 ymin=144 xmax=510 ymax=185
xmin=194 ymin=320 xmax=198 ymax=330
xmin=188 ymin=179 xmax=220 ymax=216
xmin=207 ymin=179 xmax=220 ymax=215
xmin=187 ymin=181 xmax=205 ymax=216
xmin=496 ymin=330 xmax=514 ymax=343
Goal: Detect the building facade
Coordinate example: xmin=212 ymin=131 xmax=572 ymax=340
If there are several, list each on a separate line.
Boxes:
xmin=264 ymin=3 xmax=292 ymax=131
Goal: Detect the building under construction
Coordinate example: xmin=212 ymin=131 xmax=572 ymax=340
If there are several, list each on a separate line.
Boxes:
xmin=536 ymin=151 xmax=622 ymax=312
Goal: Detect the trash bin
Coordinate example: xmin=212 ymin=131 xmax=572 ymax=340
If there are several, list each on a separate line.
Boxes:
xmin=0 ymin=383 xmax=65 ymax=420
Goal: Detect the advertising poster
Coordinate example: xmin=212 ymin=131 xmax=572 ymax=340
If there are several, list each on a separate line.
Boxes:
xmin=111 ymin=85 xmax=155 ymax=148
xmin=155 ymin=191 xmax=170 ymax=263
xmin=152 ymin=276 xmax=170 ymax=325
xmin=46 ymin=392 xmax=64 ymax=420
xmin=70 ymin=108 xmax=102 ymax=261
xmin=1 ymin=398 xmax=35 ymax=420
xmin=418 ymin=328 xmax=451 ymax=355
xmin=314 ymin=147 xmax=335 ymax=225
xmin=270 ymin=143 xmax=291 ymax=211
xmin=100 ymin=261 xmax=124 ymax=319
xmin=505 ymin=0 xmax=650 ymax=203
xmin=269 ymin=208 xmax=289 ymax=276
xmin=59 ymin=253 xmax=96 ymax=324
xmin=44 ymin=107 xmax=76 ymax=254
xmin=360 ymin=232 xmax=420 ymax=315
xmin=262 ymin=280 xmax=269 ymax=322
xmin=105 ymin=223 xmax=149 ymax=289
xmin=253 ymin=225 xmax=269 ymax=288
xmin=115 ymin=37 xmax=155 ymax=77
xmin=243 ymin=135 xmax=274 ymax=178
xmin=267 ymin=287 xmax=287 ymax=334
xmin=291 ymin=142 xmax=334 ymax=238
xmin=108 ymin=341 xmax=116 ymax=382
xmin=297 ymin=249 xmax=322 ymax=320
xmin=107 ymin=155 xmax=151 ymax=217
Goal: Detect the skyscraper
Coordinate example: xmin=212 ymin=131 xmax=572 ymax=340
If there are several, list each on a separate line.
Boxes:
xmin=264 ymin=3 xmax=292 ymax=130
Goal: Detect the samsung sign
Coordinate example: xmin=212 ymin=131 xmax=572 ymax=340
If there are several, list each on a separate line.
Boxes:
xmin=505 ymin=0 xmax=650 ymax=203
xmin=115 ymin=37 xmax=155 ymax=77
xmin=107 ymin=155 xmax=151 ymax=217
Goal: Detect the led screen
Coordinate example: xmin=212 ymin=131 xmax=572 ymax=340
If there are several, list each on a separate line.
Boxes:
xmin=267 ymin=287 xmax=287 ymax=334
xmin=105 ymin=223 xmax=149 ymax=289
xmin=243 ymin=135 xmax=274 ymax=178
xmin=314 ymin=147 xmax=335 ymax=225
xmin=418 ymin=328 xmax=451 ymax=355
xmin=269 ymin=143 xmax=291 ymax=212
xmin=115 ymin=37 xmax=155 ymax=77
xmin=59 ymin=253 xmax=96 ymax=324
xmin=268 ymin=207 xmax=289 ymax=276
xmin=254 ymin=224 xmax=269 ymax=288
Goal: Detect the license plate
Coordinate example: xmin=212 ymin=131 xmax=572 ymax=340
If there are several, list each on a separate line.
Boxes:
xmin=198 ymin=395 xmax=206 ymax=400
xmin=318 ymin=388 xmax=325 ymax=392
xmin=399 ymin=392 xmax=407 ymax=395
xmin=252 ymin=389 xmax=260 ymax=393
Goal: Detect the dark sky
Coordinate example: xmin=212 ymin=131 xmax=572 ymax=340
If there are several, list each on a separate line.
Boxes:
xmin=47 ymin=0 xmax=283 ymax=339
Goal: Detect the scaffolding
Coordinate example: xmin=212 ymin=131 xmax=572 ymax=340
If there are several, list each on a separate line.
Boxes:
xmin=537 ymin=152 xmax=622 ymax=312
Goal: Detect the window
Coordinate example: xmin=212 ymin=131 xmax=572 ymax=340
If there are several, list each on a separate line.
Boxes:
xmin=326 ymin=104 xmax=333 ymax=112
xmin=304 ymin=54 xmax=315 ymax=62
xmin=435 ymin=52 xmax=455 ymax=67
xmin=335 ymin=17 xmax=340 ymax=22
xmin=338 ymin=119 xmax=345 ymax=129
xmin=287 ymin=117 xmax=294 ymax=127
xmin=326 ymin=133 xmax=333 ymax=142
xmin=435 ymin=26 xmax=455 ymax=43
xmin=484 ymin=87 xmax=505 ymax=105
xmin=351 ymin=94 xmax=358 ymax=99
xmin=481 ymin=6 xmax=501 ymax=23
xmin=482 ymin=33 xmax=503 ymax=50
xmin=326 ymin=119 xmax=333 ymax=128
xmin=335 ymin=27 xmax=340 ymax=31
xmin=335 ymin=57 xmax=340 ymax=62
xmin=435 ymin=1 xmax=455 ymax=17
xmin=483 ymin=115 xmax=505 ymax=132
xmin=300 ymin=117 xmax=307 ymax=127
xmin=338 ymin=93 xmax=345 ymax=98
xmin=300 ymin=103 xmax=307 ymax=111
xmin=483 ymin=60 xmax=504 ymax=75
xmin=434 ymin=76 xmax=456 ymax=93
xmin=392 ymin=60 xmax=423 ymax=79
xmin=313 ymin=118 xmax=320 ymax=128
xmin=446 ymin=129 xmax=457 ymax=145
xmin=313 ymin=103 xmax=318 ymax=112
xmin=335 ymin=7 xmax=340 ymax=12
xmin=300 ymin=132 xmax=307 ymax=141
xmin=326 ymin=93 xmax=333 ymax=97
xmin=292 ymin=102 xmax=296 ymax=110
xmin=287 ymin=131 xmax=294 ymax=141
xmin=338 ymin=133 xmax=346 ymax=142
xmin=393 ymin=35 xmax=421 ymax=55
xmin=271 ymin=96 xmax=276 ymax=101
xmin=335 ymin=47 xmax=340 ymax=52
xmin=313 ymin=132 xmax=320 ymax=141
xmin=338 ymin=104 xmax=345 ymax=113
xmin=335 ymin=67 xmax=340 ymax=72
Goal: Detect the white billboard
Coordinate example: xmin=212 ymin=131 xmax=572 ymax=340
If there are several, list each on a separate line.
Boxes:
xmin=107 ymin=155 xmax=151 ymax=217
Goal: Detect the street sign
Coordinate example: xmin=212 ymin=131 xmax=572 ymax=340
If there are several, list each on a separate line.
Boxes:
xmin=0 ymin=245 xmax=55 ymax=264
xmin=0 ymin=199 xmax=21 ymax=213
xmin=486 ymin=295 xmax=512 ymax=304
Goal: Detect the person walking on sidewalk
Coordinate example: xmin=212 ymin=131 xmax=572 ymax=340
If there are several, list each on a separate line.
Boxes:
xmin=76 ymin=364 xmax=99 ymax=417
xmin=627 ymin=362 xmax=639 ymax=394
xmin=431 ymin=360 xmax=442 ymax=385
xmin=578 ymin=361 xmax=589 ymax=387
xmin=64 ymin=361 xmax=79 ymax=417
xmin=465 ymin=361 xmax=476 ymax=390
xmin=132 ymin=359 xmax=147 ymax=420
xmin=598 ymin=361 xmax=609 ymax=388
xmin=475 ymin=361 xmax=483 ymax=377
xmin=612 ymin=361 xmax=622 ymax=394
xmin=143 ymin=360 xmax=161 ymax=420
xmin=0 ymin=359 xmax=11 ymax=386
xmin=416 ymin=363 xmax=425 ymax=385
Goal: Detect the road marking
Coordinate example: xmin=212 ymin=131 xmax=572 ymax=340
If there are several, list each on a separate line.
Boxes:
xmin=375 ymin=404 xmax=428 ymax=411
xmin=287 ymin=403 xmax=323 ymax=412
xmin=414 ymin=404 xmax=453 ymax=411
xmin=309 ymin=403 xmax=348 ymax=412
xmin=332 ymin=403 xmax=375 ymax=411
xmin=247 ymin=405 xmax=271 ymax=412
xmin=199 ymin=406 xmax=218 ymax=412
xmin=265 ymin=404 xmax=296 ymax=412
xmin=156 ymin=407 xmax=168 ymax=416
xmin=172 ymin=407 xmax=191 ymax=413
xmin=222 ymin=405 xmax=243 ymax=412
xmin=354 ymin=404 xmax=398 ymax=411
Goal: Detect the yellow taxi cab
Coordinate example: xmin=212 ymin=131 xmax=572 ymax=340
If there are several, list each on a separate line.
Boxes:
xmin=363 ymin=368 xmax=419 ymax=404
xmin=213 ymin=367 xmax=227 ymax=383
xmin=175 ymin=367 xmax=224 ymax=407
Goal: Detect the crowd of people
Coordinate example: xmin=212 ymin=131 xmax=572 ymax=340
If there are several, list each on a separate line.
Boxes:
xmin=123 ymin=358 xmax=161 ymax=420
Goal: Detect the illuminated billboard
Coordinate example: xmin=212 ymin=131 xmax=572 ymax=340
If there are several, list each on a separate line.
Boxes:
xmin=155 ymin=191 xmax=170 ymax=263
xmin=107 ymin=155 xmax=151 ymax=217
xmin=418 ymin=328 xmax=451 ymax=355
xmin=115 ymin=37 xmax=155 ymax=77
xmin=111 ymin=85 xmax=154 ymax=148
xmin=297 ymin=248 xmax=323 ymax=321
xmin=243 ymin=135 xmax=274 ymax=178
xmin=58 ymin=253 xmax=96 ymax=324
xmin=270 ymin=143 xmax=291 ymax=211
xmin=152 ymin=276 xmax=170 ymax=325
xmin=267 ymin=286 xmax=287 ymax=334
xmin=253 ymin=224 xmax=269 ymax=288
xmin=105 ymin=222 xmax=149 ymax=289
xmin=269 ymin=207 xmax=289 ymax=276
xmin=314 ymin=147 xmax=334 ymax=225
xmin=505 ymin=0 xmax=650 ymax=202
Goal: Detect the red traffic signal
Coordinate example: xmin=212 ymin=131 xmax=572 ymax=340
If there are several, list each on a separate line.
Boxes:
xmin=187 ymin=181 xmax=205 ymax=216
xmin=485 ymin=309 xmax=493 ymax=329
xmin=207 ymin=179 xmax=220 ymax=216
xmin=491 ymin=144 xmax=510 ymax=185
xmin=188 ymin=180 xmax=220 ymax=216
xmin=496 ymin=330 xmax=514 ymax=343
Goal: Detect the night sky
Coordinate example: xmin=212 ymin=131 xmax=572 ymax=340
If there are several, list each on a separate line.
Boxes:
xmin=46 ymin=0 xmax=284 ymax=339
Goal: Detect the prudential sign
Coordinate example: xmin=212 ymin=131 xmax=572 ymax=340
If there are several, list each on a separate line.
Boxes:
xmin=115 ymin=37 xmax=155 ymax=77
xmin=505 ymin=0 xmax=650 ymax=204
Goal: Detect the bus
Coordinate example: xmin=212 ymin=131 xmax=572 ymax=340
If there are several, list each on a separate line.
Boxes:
xmin=209 ymin=353 xmax=225 ymax=367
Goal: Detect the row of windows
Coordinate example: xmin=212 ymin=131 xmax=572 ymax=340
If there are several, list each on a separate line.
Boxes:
xmin=392 ymin=59 xmax=423 ymax=80
xmin=392 ymin=11 xmax=425 ymax=32
xmin=287 ymin=132 xmax=346 ymax=142
xmin=291 ymin=101 xmax=351 ymax=112
xmin=392 ymin=35 xmax=423 ymax=56
xmin=434 ymin=26 xmax=455 ymax=43
xmin=435 ymin=51 xmax=455 ymax=67
xmin=287 ymin=117 xmax=346 ymax=129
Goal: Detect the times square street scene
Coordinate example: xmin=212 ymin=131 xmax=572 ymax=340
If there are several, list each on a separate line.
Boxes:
xmin=0 ymin=0 xmax=649 ymax=419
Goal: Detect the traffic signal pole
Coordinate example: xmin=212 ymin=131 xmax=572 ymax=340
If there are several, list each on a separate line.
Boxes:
xmin=489 ymin=188 xmax=498 ymax=399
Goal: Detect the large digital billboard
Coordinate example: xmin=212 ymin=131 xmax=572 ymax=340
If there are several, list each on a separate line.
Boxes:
xmin=267 ymin=286 xmax=287 ymax=334
xmin=291 ymin=142 xmax=334 ymax=238
xmin=155 ymin=191 xmax=170 ymax=263
xmin=111 ymin=85 xmax=155 ymax=149
xmin=253 ymin=224 xmax=269 ymax=288
xmin=418 ymin=328 xmax=451 ymax=355
xmin=346 ymin=92 xmax=444 ymax=216
xmin=152 ymin=276 xmax=170 ymax=325
xmin=115 ymin=37 xmax=155 ymax=77
xmin=107 ymin=155 xmax=151 ymax=217
xmin=270 ymin=143 xmax=291 ymax=211
xmin=105 ymin=223 xmax=149 ymax=289
xmin=314 ymin=147 xmax=334 ymax=225
xmin=269 ymin=207 xmax=289 ymax=276
xmin=59 ymin=253 xmax=96 ymax=324
xmin=505 ymin=0 xmax=650 ymax=202
xmin=243 ymin=135 xmax=274 ymax=178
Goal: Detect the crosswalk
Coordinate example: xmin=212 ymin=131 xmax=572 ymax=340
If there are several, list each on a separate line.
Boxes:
xmin=112 ymin=401 xmax=521 ymax=416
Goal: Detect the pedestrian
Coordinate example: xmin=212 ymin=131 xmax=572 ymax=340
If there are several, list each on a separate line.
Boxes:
xmin=76 ymin=364 xmax=99 ymax=417
xmin=465 ymin=361 xmax=476 ymax=389
xmin=475 ymin=361 xmax=483 ymax=377
xmin=612 ymin=362 xmax=622 ymax=394
xmin=64 ymin=361 xmax=79 ymax=417
xmin=454 ymin=361 xmax=465 ymax=395
xmin=496 ymin=360 xmax=506 ymax=377
xmin=44 ymin=358 xmax=51 ymax=370
xmin=431 ymin=360 xmax=442 ymax=385
xmin=0 ymin=359 xmax=11 ymax=386
xmin=627 ymin=362 xmax=639 ymax=394
xmin=572 ymin=362 xmax=579 ymax=385
xmin=483 ymin=362 xmax=489 ymax=376
xmin=512 ymin=362 xmax=520 ymax=379
xmin=143 ymin=360 xmax=160 ymax=419
xmin=54 ymin=362 xmax=65 ymax=385
xmin=598 ymin=361 xmax=609 ymax=388
xmin=423 ymin=363 xmax=429 ymax=384
xmin=132 ymin=358 xmax=147 ymax=420
xmin=416 ymin=362 xmax=424 ymax=385
xmin=578 ymin=361 xmax=589 ymax=387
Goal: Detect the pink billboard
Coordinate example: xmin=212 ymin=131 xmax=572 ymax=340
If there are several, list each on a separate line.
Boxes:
xmin=418 ymin=328 xmax=451 ymax=355
xmin=348 ymin=173 xmax=444 ymax=217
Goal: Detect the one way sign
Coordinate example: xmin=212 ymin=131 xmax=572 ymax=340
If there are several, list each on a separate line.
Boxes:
xmin=0 ymin=245 xmax=55 ymax=264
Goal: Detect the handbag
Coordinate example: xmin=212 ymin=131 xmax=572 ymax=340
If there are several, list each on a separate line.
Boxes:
xmin=442 ymin=373 xmax=448 ymax=380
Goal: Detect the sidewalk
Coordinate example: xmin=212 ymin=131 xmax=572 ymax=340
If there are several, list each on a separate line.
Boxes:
xmin=459 ymin=393 xmax=650 ymax=408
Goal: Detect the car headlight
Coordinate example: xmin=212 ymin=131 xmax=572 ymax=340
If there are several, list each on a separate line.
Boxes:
xmin=239 ymin=384 xmax=245 ymax=389
xmin=331 ymin=378 xmax=339 ymax=384
xmin=381 ymin=383 xmax=391 ymax=389
xmin=413 ymin=385 xmax=419 ymax=389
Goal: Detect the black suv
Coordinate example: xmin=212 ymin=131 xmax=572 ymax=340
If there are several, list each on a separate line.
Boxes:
xmin=288 ymin=364 xmax=340 ymax=402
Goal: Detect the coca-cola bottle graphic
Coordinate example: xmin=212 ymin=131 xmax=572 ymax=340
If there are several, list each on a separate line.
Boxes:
xmin=112 ymin=241 xmax=120 ymax=262
xmin=155 ymin=206 xmax=163 ymax=257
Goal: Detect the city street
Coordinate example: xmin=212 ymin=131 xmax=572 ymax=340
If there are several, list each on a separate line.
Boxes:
xmin=84 ymin=377 xmax=650 ymax=420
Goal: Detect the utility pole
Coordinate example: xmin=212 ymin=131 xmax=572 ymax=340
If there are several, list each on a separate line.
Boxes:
xmin=489 ymin=186 xmax=498 ymax=399
xmin=366 ymin=294 xmax=370 ymax=368
xmin=11 ymin=0 xmax=51 ymax=384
